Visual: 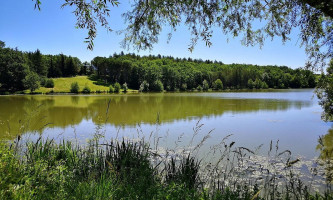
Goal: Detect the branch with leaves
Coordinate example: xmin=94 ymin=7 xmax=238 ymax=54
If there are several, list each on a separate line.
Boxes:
xmin=32 ymin=0 xmax=332 ymax=69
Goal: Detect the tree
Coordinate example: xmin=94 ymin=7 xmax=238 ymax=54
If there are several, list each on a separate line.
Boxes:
xmin=122 ymin=82 xmax=128 ymax=93
xmin=0 ymin=45 xmax=29 ymax=92
xmin=0 ymin=41 xmax=5 ymax=49
xmin=202 ymin=80 xmax=209 ymax=91
xmin=27 ymin=49 xmax=47 ymax=77
xmin=33 ymin=1 xmax=332 ymax=68
xmin=152 ymin=80 xmax=164 ymax=92
xmin=316 ymin=59 xmax=333 ymax=121
xmin=139 ymin=80 xmax=149 ymax=92
xmin=23 ymin=71 xmax=40 ymax=92
xmin=213 ymin=79 xmax=223 ymax=90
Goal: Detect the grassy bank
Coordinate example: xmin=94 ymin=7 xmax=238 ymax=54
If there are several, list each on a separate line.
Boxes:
xmin=31 ymin=76 xmax=137 ymax=94
xmin=0 ymin=135 xmax=332 ymax=200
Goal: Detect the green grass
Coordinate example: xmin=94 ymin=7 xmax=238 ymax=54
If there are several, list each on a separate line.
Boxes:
xmin=32 ymin=76 xmax=137 ymax=93
xmin=0 ymin=136 xmax=332 ymax=200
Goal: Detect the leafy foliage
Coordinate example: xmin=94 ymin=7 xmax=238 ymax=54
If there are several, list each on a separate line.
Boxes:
xmin=70 ymin=81 xmax=79 ymax=93
xmin=31 ymin=1 xmax=332 ymax=68
xmin=44 ymin=79 xmax=54 ymax=88
xmin=213 ymin=79 xmax=223 ymax=90
xmin=0 ymin=42 xmax=318 ymax=94
xmin=152 ymin=80 xmax=164 ymax=92
xmin=316 ymin=59 xmax=333 ymax=121
xmin=202 ymin=80 xmax=209 ymax=91
xmin=0 ymin=42 xmax=85 ymax=93
xmin=139 ymin=80 xmax=149 ymax=92
xmin=23 ymin=71 xmax=40 ymax=92
xmin=0 ymin=45 xmax=29 ymax=92
xmin=82 ymin=85 xmax=91 ymax=93
xmin=122 ymin=82 xmax=128 ymax=93
xmin=114 ymin=82 xmax=121 ymax=93
xmin=91 ymin=53 xmax=316 ymax=91
xmin=109 ymin=85 xmax=115 ymax=93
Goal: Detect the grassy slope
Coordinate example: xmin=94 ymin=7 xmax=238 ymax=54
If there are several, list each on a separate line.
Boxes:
xmin=34 ymin=76 xmax=136 ymax=93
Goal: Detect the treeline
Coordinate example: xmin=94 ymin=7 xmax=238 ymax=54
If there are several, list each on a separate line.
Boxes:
xmin=92 ymin=52 xmax=316 ymax=91
xmin=0 ymin=40 xmax=316 ymax=93
xmin=0 ymin=41 xmax=89 ymax=92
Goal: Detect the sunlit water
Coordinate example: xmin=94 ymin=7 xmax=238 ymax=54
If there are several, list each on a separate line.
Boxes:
xmin=0 ymin=89 xmax=332 ymax=160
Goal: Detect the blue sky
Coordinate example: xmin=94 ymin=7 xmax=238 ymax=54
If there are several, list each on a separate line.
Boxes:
xmin=0 ymin=0 xmax=307 ymax=68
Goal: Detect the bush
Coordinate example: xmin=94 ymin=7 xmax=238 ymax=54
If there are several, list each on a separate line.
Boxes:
xmin=196 ymin=85 xmax=203 ymax=91
xmin=122 ymin=82 xmax=128 ymax=93
xmin=202 ymin=80 xmax=209 ymax=91
xmin=45 ymin=79 xmax=54 ymax=88
xmin=109 ymin=85 xmax=115 ymax=93
xmin=213 ymin=79 xmax=223 ymax=90
xmin=40 ymin=77 xmax=47 ymax=87
xmin=152 ymin=80 xmax=164 ymax=92
xmin=82 ymin=85 xmax=91 ymax=93
xmin=114 ymin=82 xmax=121 ymax=93
xmin=70 ymin=82 xmax=79 ymax=93
xmin=139 ymin=81 xmax=149 ymax=92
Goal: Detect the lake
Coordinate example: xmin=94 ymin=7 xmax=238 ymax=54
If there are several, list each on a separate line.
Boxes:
xmin=0 ymin=89 xmax=332 ymax=160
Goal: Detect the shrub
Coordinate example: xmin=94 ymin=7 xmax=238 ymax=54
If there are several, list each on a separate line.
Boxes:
xmin=114 ymin=82 xmax=121 ymax=93
xmin=152 ymin=80 xmax=164 ymax=92
xmin=82 ymin=85 xmax=91 ymax=93
xmin=196 ymin=85 xmax=203 ymax=91
xmin=70 ymin=82 xmax=79 ymax=93
xmin=45 ymin=79 xmax=54 ymax=88
xmin=122 ymin=82 xmax=128 ymax=93
xmin=109 ymin=85 xmax=115 ymax=93
xmin=40 ymin=77 xmax=47 ymax=87
xmin=139 ymin=81 xmax=149 ymax=92
xmin=202 ymin=80 xmax=209 ymax=91
xmin=213 ymin=79 xmax=223 ymax=90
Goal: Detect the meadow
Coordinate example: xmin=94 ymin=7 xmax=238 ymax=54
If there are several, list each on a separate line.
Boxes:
xmin=32 ymin=76 xmax=137 ymax=94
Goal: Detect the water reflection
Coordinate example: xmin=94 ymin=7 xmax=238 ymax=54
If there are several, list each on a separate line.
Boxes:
xmin=0 ymin=93 xmax=312 ymax=139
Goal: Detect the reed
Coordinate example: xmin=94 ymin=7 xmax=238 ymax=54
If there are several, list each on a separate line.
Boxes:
xmin=0 ymin=121 xmax=332 ymax=199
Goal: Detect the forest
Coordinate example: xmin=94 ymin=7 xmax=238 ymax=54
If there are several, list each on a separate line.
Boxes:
xmin=0 ymin=40 xmax=317 ymax=93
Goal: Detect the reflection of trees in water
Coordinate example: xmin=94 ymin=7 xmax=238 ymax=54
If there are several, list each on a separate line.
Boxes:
xmin=317 ymin=128 xmax=333 ymax=183
xmin=0 ymin=96 xmax=55 ymax=139
xmin=0 ymin=95 xmax=312 ymax=139
xmin=71 ymin=96 xmax=79 ymax=105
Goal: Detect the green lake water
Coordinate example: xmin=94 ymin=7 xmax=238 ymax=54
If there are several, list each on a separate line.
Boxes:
xmin=0 ymin=89 xmax=332 ymax=159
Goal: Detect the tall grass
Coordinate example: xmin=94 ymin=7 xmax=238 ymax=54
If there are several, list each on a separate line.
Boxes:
xmin=1 ymin=129 xmax=332 ymax=199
